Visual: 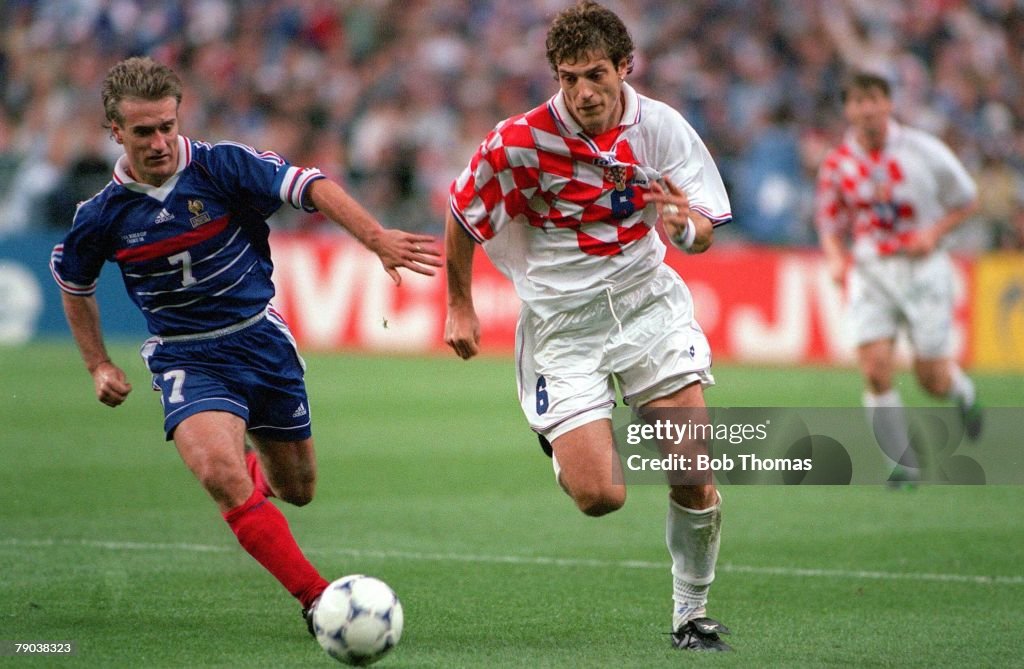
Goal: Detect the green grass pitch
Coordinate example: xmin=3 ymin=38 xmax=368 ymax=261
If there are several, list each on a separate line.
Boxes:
xmin=1 ymin=342 xmax=1022 ymax=667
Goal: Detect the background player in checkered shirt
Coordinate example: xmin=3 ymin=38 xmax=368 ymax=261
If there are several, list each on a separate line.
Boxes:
xmin=444 ymin=1 xmax=733 ymax=652
xmin=815 ymin=71 xmax=983 ymax=481
xmin=50 ymin=57 xmax=441 ymax=634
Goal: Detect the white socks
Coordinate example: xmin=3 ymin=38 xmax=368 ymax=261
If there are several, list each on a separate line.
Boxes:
xmin=947 ymin=365 xmax=977 ymax=408
xmin=667 ymin=492 xmax=722 ymax=629
xmin=863 ymin=389 xmax=918 ymax=475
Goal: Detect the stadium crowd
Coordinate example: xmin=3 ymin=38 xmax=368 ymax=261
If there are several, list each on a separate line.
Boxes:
xmin=1 ymin=0 xmax=1022 ymax=249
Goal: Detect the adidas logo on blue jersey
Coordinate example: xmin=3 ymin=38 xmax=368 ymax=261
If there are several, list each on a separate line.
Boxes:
xmin=292 ymin=403 xmax=308 ymax=418
xmin=154 ymin=208 xmax=174 ymax=224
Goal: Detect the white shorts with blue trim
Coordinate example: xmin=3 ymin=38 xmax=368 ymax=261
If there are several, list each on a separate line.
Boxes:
xmin=515 ymin=264 xmax=714 ymax=442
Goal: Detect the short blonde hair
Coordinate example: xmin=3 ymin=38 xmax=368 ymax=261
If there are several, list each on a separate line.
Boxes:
xmin=101 ymin=57 xmax=182 ymax=127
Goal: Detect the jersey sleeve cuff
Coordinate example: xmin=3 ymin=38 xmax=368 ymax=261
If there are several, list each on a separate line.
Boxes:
xmin=449 ymin=200 xmax=488 ymax=244
xmin=50 ymin=267 xmax=97 ymax=296
xmin=691 ymin=205 xmax=732 ymax=227
xmin=50 ymin=245 xmax=97 ymax=295
xmin=279 ymin=166 xmax=326 ymax=212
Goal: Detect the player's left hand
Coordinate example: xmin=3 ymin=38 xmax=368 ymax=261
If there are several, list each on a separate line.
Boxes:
xmin=372 ymin=230 xmax=443 ymax=286
xmin=444 ymin=304 xmax=481 ymax=360
xmin=645 ymin=178 xmax=712 ymax=253
xmin=902 ymin=227 xmax=940 ymax=257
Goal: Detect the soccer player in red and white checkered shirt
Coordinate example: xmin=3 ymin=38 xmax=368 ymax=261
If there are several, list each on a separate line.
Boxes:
xmin=444 ymin=2 xmax=733 ymax=652
xmin=815 ymin=71 xmax=983 ymax=477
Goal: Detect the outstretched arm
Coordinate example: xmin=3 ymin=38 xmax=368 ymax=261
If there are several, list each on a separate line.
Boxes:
xmin=61 ymin=292 xmax=133 ymax=407
xmin=306 ymin=178 xmax=442 ymax=285
xmin=819 ymin=229 xmax=850 ymax=286
xmin=443 ymin=210 xmax=481 ymax=360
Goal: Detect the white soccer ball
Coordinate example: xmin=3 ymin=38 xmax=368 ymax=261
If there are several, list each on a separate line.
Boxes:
xmin=313 ymin=575 xmax=404 ymax=666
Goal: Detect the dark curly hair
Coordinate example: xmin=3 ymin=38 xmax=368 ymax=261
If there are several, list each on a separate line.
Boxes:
xmin=840 ymin=71 xmax=892 ymax=103
xmin=545 ymin=1 xmax=635 ymax=75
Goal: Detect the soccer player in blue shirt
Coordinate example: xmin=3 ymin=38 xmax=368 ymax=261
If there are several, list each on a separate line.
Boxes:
xmin=49 ymin=57 xmax=441 ymax=633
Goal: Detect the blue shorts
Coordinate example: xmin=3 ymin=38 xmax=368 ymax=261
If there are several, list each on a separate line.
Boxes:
xmin=140 ymin=309 xmax=312 ymax=442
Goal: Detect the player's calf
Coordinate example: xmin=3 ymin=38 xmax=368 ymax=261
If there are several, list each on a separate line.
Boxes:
xmin=244 ymin=446 xmax=276 ymax=499
xmin=669 ymin=483 xmax=718 ymax=511
xmin=275 ymin=483 xmax=316 ymax=507
xmin=244 ymin=446 xmax=316 ymax=505
xmin=549 ymin=446 xmax=625 ymax=515
xmin=251 ymin=436 xmax=318 ymax=506
xmin=547 ymin=422 xmax=626 ymax=515
xmin=915 ymin=367 xmax=952 ymax=398
xmin=959 ymin=398 xmax=984 ymax=441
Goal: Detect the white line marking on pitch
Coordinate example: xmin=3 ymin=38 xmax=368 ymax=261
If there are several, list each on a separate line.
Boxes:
xmin=3 ymin=537 xmax=1022 ymax=586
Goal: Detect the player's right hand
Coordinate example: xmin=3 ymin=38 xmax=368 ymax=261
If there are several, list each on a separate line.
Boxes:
xmin=444 ymin=306 xmax=481 ymax=360
xmin=92 ymin=361 xmax=133 ymax=407
xmin=373 ymin=229 xmax=443 ymax=286
xmin=825 ymin=255 xmax=851 ymax=295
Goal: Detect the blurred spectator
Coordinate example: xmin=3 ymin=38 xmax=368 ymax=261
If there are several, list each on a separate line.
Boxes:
xmin=733 ymin=104 xmax=813 ymax=245
xmin=1000 ymin=209 xmax=1024 ymax=251
xmin=976 ymin=153 xmax=1024 ymax=250
xmin=42 ymin=151 xmax=110 ymax=232
xmin=0 ymin=113 xmax=25 ymax=237
xmin=0 ymin=0 xmax=1021 ymax=248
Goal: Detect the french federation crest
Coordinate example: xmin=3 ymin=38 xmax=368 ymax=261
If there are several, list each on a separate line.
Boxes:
xmin=188 ymin=199 xmax=211 ymax=228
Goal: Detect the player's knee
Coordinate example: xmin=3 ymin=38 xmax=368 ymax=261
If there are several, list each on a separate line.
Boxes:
xmin=861 ymin=358 xmax=892 ymax=393
xmin=916 ymin=369 xmax=950 ymax=397
xmin=573 ymin=484 xmax=626 ymax=517
xmin=275 ymin=478 xmax=316 ymax=507
xmin=196 ymin=466 xmax=251 ymax=509
xmin=864 ymin=372 xmax=891 ymax=395
xmin=280 ymin=493 xmax=313 ymax=507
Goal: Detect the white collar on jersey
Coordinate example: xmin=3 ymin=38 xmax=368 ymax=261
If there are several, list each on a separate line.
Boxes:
xmin=113 ymin=135 xmax=193 ymax=202
xmin=846 ymin=119 xmax=903 ymax=157
xmin=549 ymin=81 xmax=642 ymax=137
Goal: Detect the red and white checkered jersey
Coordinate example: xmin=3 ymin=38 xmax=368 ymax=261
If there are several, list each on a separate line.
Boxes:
xmin=815 ymin=121 xmax=976 ymax=261
xmin=449 ymin=83 xmax=731 ymax=318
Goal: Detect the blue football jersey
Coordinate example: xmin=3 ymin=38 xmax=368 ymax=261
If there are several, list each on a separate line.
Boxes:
xmin=50 ymin=136 xmax=324 ymax=335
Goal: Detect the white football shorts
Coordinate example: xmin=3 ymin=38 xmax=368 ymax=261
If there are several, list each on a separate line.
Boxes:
xmin=848 ymin=252 xmax=955 ymax=358
xmin=515 ymin=264 xmax=714 ymax=442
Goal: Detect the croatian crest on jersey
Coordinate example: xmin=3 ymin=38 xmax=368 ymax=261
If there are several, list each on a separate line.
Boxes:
xmin=604 ymin=164 xmax=628 ymax=191
xmin=869 ymin=165 xmax=898 ymax=228
xmin=188 ymin=199 xmax=211 ymax=228
xmin=594 ymin=149 xmax=635 ymax=191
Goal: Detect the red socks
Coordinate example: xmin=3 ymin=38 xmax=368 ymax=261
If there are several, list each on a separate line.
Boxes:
xmin=244 ymin=449 xmax=274 ymax=498
xmin=222 ymin=489 xmax=328 ymax=608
